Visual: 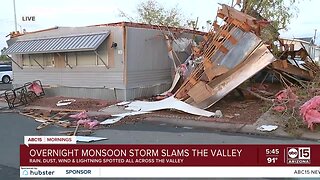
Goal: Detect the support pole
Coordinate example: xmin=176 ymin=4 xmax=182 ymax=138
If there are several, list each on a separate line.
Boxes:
xmin=13 ymin=0 xmax=17 ymax=31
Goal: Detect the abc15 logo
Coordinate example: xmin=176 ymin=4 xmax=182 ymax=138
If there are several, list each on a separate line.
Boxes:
xmin=287 ymin=147 xmax=311 ymax=160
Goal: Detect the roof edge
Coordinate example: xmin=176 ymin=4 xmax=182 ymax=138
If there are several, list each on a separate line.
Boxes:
xmin=90 ymin=21 xmax=206 ymax=36
xmin=17 ymin=31 xmax=110 ymax=42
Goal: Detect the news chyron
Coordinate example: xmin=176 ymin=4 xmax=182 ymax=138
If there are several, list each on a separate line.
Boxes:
xmin=20 ymin=142 xmax=320 ymax=178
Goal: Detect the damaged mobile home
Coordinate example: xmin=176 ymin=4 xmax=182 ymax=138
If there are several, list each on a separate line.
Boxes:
xmin=4 ymin=22 xmax=203 ymax=101
xmin=117 ymin=4 xmax=320 ymax=112
xmin=5 ymin=4 xmax=320 ymax=114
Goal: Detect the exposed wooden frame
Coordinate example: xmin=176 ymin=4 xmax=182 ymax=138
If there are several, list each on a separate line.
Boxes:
xmin=29 ymin=55 xmax=44 ymax=69
xmin=94 ymin=50 xmax=109 ymax=69
xmin=58 ymin=52 xmax=73 ymax=69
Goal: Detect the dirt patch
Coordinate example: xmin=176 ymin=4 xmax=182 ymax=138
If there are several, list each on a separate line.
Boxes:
xmin=28 ymin=96 xmax=117 ymax=111
xmin=132 ymin=90 xmax=271 ymax=125
xmin=208 ymin=97 xmax=268 ymax=124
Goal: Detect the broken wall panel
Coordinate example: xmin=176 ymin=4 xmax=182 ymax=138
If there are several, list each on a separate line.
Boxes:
xmin=175 ymin=28 xmax=261 ymax=100
xmin=188 ymin=44 xmax=276 ymax=109
xmin=216 ymin=31 xmax=262 ymax=69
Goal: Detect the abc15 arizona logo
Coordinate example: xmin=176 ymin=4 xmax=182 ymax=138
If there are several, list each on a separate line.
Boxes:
xmin=287 ymin=147 xmax=311 ymax=164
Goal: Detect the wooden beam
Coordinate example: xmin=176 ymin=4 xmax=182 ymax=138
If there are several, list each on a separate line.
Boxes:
xmin=220 ymin=30 xmax=238 ymax=45
xmin=29 ymin=55 xmax=44 ymax=69
xmin=212 ymin=40 xmax=229 ymax=54
xmin=7 ymin=55 xmax=23 ymax=69
xmin=94 ymin=51 xmax=109 ymax=69
xmin=272 ymin=60 xmax=314 ymax=80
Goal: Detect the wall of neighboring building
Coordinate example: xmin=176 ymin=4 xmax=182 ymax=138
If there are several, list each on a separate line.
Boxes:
xmin=282 ymin=39 xmax=320 ymax=61
xmin=314 ymin=47 xmax=320 ymax=62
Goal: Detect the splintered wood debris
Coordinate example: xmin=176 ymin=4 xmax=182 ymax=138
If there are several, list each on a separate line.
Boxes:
xmin=170 ymin=4 xmax=276 ymax=109
xmin=20 ymin=109 xmax=109 ymax=135
xmin=159 ymin=4 xmax=319 ymax=111
xmin=20 ymin=109 xmax=83 ymax=130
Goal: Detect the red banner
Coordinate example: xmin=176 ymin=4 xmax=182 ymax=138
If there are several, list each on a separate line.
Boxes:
xmin=20 ymin=144 xmax=320 ymax=166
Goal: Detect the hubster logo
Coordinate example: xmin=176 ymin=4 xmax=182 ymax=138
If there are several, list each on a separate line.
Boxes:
xmin=21 ymin=168 xmax=55 ymax=177
xmin=22 ymin=170 xmax=28 ymax=176
xmin=287 ymin=147 xmax=311 ymax=164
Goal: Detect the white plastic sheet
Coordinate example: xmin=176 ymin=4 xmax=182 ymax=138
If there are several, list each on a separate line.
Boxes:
xmin=76 ymin=136 xmax=108 ymax=142
xmin=125 ymin=96 xmax=215 ymax=117
xmin=256 ymin=125 xmax=278 ymax=132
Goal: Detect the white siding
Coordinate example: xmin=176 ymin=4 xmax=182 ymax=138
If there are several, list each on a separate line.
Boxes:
xmin=126 ymin=27 xmax=172 ymax=88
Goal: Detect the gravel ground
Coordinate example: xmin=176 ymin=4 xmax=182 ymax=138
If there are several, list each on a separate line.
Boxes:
xmin=28 ymin=96 xmax=117 ymax=111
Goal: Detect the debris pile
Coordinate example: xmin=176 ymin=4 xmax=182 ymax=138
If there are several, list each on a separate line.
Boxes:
xmin=19 ymin=108 xmax=110 ymax=139
xmin=166 ymin=4 xmax=276 ymax=109
xmin=159 ymin=4 xmax=320 ymax=131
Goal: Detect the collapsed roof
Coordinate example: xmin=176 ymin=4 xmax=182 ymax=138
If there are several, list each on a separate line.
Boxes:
xmin=164 ymin=4 xmax=320 ymax=109
xmin=166 ymin=4 xmax=276 ymax=109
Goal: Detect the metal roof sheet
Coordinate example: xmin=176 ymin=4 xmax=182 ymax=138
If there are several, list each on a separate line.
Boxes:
xmin=4 ymin=32 xmax=110 ymax=55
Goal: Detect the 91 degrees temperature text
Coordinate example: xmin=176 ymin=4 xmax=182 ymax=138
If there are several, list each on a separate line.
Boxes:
xmin=267 ymin=157 xmax=278 ymax=164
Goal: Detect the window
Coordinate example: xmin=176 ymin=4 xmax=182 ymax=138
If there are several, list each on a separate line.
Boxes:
xmin=43 ymin=54 xmax=54 ymax=67
xmin=29 ymin=54 xmax=43 ymax=66
xmin=22 ymin=50 xmax=109 ymax=68
xmin=66 ymin=53 xmax=77 ymax=66
xmin=22 ymin=54 xmax=30 ymax=66
xmin=76 ymin=51 xmax=96 ymax=66
xmin=96 ymin=42 xmax=108 ymax=66
xmin=22 ymin=54 xmax=54 ymax=67
xmin=0 ymin=66 xmax=12 ymax=71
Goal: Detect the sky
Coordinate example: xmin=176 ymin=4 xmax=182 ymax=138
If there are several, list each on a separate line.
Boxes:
xmin=1 ymin=0 xmax=320 ymax=49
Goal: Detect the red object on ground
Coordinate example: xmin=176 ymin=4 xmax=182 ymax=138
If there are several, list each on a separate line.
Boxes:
xmin=69 ymin=111 xmax=88 ymax=119
xmin=273 ymin=88 xmax=298 ymax=112
xmin=300 ymin=96 xmax=320 ymax=130
xmin=85 ymin=120 xmax=100 ymax=129
xmin=77 ymin=119 xmax=99 ymax=129
xmin=77 ymin=119 xmax=91 ymax=125
xmin=272 ymin=106 xmax=286 ymax=112
xmin=28 ymin=82 xmax=43 ymax=96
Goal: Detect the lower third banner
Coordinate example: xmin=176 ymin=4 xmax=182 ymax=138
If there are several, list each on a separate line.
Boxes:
xmin=20 ymin=144 xmax=320 ymax=178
